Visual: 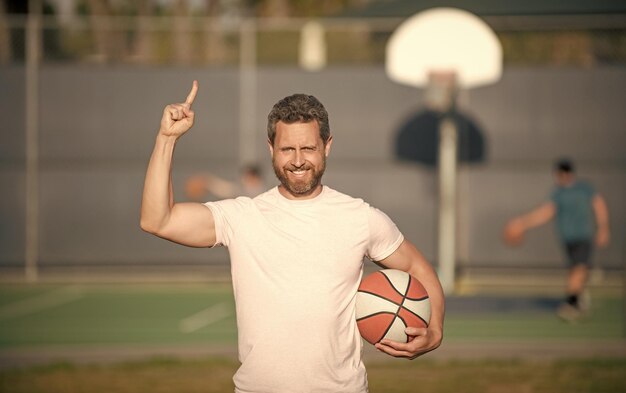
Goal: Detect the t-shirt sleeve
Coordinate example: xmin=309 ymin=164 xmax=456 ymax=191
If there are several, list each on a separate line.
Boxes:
xmin=203 ymin=199 xmax=243 ymax=247
xmin=366 ymin=206 xmax=404 ymax=261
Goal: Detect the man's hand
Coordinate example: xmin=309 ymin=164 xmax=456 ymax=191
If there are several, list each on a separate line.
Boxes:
xmin=374 ymin=326 xmax=442 ymax=360
xmin=503 ymin=218 xmax=525 ymax=246
xmin=160 ymin=80 xmax=198 ymax=138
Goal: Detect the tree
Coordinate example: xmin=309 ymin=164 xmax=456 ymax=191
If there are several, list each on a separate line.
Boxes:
xmin=204 ymin=0 xmax=227 ymax=64
xmin=87 ymin=0 xmax=125 ymax=63
xmin=130 ymin=0 xmax=154 ymax=63
xmin=0 ymin=0 xmax=11 ymax=63
xmin=173 ymin=0 xmax=193 ymax=64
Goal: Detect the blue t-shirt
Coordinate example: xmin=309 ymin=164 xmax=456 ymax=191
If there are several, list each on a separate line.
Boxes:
xmin=550 ymin=180 xmax=596 ymax=242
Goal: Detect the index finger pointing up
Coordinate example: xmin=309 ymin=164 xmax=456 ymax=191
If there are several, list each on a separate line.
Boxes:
xmin=185 ymin=80 xmax=198 ymax=106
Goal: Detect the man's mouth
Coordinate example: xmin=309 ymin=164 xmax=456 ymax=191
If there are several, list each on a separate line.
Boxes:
xmin=288 ymin=168 xmax=308 ymax=177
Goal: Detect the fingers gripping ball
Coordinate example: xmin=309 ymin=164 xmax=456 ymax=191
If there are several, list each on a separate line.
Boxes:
xmin=356 ymin=269 xmax=430 ymax=345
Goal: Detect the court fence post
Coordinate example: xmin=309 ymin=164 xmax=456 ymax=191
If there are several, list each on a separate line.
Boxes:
xmin=25 ymin=0 xmax=42 ymax=283
xmin=238 ymin=18 xmax=258 ymax=167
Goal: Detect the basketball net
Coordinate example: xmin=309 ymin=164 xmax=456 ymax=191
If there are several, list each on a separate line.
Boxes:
xmin=425 ymin=71 xmax=458 ymax=113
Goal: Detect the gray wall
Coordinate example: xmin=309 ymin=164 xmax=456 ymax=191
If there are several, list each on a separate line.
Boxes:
xmin=1 ymin=65 xmax=624 ymax=269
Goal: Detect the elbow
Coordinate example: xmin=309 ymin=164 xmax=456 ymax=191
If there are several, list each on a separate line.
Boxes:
xmin=139 ymin=217 xmax=161 ymax=235
xmin=139 ymin=219 xmax=155 ymax=234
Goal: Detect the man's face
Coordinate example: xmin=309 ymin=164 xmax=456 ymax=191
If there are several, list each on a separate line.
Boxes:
xmin=554 ymin=171 xmax=574 ymax=186
xmin=269 ymin=121 xmax=332 ymax=199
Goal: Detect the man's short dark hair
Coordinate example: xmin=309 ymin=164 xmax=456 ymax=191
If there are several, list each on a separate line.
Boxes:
xmin=267 ymin=94 xmax=330 ymax=145
xmin=555 ymin=158 xmax=574 ymax=173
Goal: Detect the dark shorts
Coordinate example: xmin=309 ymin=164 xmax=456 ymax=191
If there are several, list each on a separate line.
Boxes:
xmin=564 ymin=240 xmax=593 ymax=267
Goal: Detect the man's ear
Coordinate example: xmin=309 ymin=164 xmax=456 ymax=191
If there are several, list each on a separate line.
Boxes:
xmin=268 ymin=139 xmax=274 ymax=156
xmin=324 ymin=136 xmax=333 ymax=157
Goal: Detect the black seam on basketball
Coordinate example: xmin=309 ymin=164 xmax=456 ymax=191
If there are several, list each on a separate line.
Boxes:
xmin=377 ymin=273 xmax=411 ymax=343
xmin=379 ymin=271 xmax=407 ymax=298
xmin=402 ymin=278 xmax=430 ymax=325
xmin=399 ymin=273 xmax=410 ymax=310
xmin=356 ymin=311 xmax=395 ymax=322
xmin=401 ymin=305 xmax=429 ymax=327
xmin=395 ymin=315 xmax=410 ymax=343
xmin=398 ymin=280 xmax=428 ymax=326
xmin=377 ymin=314 xmax=399 ymax=344
xmin=357 ymin=289 xmax=402 ymax=306
xmin=404 ymin=295 xmax=429 ymax=301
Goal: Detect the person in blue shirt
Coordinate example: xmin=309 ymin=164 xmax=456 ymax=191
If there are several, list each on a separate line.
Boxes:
xmin=503 ymin=159 xmax=610 ymax=321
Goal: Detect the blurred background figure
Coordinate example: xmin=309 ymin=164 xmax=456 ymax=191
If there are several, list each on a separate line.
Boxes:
xmin=503 ymin=159 xmax=611 ymax=322
xmin=185 ymin=164 xmax=265 ymax=201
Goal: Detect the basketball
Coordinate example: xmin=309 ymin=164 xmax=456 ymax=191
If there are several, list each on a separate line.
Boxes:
xmin=356 ymin=269 xmax=430 ymax=345
xmin=503 ymin=219 xmax=525 ymax=246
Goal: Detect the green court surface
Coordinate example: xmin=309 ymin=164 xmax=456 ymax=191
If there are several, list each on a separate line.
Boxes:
xmin=0 ymin=283 xmax=623 ymax=350
xmin=0 ymin=284 xmax=238 ymax=348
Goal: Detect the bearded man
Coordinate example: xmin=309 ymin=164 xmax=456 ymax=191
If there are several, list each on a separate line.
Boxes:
xmin=140 ymin=81 xmax=444 ymax=393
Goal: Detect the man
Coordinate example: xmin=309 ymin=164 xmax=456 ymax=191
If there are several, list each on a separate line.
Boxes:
xmin=140 ymin=81 xmax=444 ymax=392
xmin=503 ymin=159 xmax=610 ymax=321
xmin=185 ymin=164 xmax=265 ymax=200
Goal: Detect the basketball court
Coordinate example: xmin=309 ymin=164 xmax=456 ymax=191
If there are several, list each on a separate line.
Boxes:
xmin=1 ymin=3 xmax=625 ymax=392
xmin=0 ymin=278 xmax=622 ymax=369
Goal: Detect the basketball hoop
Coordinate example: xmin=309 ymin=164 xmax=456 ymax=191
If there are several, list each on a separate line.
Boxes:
xmin=386 ymin=8 xmax=502 ymax=89
xmin=425 ymin=71 xmax=458 ymax=113
xmin=386 ymin=8 xmax=502 ymax=294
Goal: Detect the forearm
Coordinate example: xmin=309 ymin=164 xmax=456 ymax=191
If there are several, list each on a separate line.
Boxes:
xmin=380 ymin=240 xmax=445 ymax=340
xmin=140 ymin=135 xmax=178 ymax=233
xmin=516 ymin=202 xmax=555 ymax=231
xmin=519 ymin=213 xmax=546 ymax=229
xmin=407 ymin=260 xmax=444 ymax=337
xmin=593 ymin=196 xmax=609 ymax=230
xmin=377 ymin=241 xmax=445 ymax=359
xmin=592 ymin=195 xmax=610 ymax=247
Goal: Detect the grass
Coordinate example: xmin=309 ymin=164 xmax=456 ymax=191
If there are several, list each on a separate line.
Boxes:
xmin=1 ymin=357 xmax=625 ymax=393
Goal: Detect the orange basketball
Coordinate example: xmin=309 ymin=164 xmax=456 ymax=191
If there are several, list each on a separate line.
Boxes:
xmin=356 ymin=269 xmax=430 ymax=345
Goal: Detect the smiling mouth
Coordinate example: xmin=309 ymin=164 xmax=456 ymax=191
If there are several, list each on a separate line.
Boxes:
xmin=288 ymin=168 xmax=309 ymax=177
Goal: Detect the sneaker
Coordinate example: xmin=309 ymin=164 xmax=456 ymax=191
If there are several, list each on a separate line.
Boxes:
xmin=557 ymin=303 xmax=582 ymax=323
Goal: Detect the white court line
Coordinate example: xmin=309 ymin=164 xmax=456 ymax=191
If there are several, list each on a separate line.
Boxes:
xmin=179 ymin=302 xmax=232 ymax=333
xmin=0 ymin=286 xmax=83 ymax=321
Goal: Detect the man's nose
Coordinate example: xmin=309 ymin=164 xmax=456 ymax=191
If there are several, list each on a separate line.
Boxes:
xmin=293 ymin=150 xmax=304 ymax=167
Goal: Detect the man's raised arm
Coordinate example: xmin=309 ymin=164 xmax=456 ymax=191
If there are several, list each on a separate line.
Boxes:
xmin=140 ymin=81 xmax=217 ymax=248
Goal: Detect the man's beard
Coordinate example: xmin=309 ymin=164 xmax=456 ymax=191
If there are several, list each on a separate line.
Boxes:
xmin=273 ymin=156 xmax=326 ymax=197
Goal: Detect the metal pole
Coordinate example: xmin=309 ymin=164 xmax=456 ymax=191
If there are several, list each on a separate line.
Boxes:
xmin=623 ymin=224 xmax=625 ymax=339
xmin=238 ymin=18 xmax=257 ymax=166
xmin=25 ymin=0 xmax=41 ymax=282
xmin=437 ymin=115 xmax=458 ymax=294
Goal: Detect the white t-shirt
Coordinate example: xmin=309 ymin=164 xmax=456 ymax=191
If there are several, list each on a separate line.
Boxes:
xmin=205 ymin=185 xmax=404 ymax=393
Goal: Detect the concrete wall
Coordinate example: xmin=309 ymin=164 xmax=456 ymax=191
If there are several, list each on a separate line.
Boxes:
xmin=1 ymin=65 xmax=624 ymax=270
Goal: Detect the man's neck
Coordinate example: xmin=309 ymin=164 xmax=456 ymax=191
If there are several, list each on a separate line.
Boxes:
xmin=277 ymin=184 xmax=324 ymax=200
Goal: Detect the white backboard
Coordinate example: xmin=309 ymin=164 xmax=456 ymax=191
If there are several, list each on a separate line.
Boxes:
xmin=386 ymin=7 xmax=502 ymax=89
